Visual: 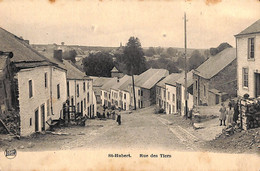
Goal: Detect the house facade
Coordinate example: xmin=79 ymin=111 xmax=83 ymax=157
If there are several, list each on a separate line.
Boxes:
xmin=131 ymin=68 xmax=169 ymax=109
xmin=156 ymin=73 xmax=182 ymax=113
xmin=235 ymin=19 xmax=260 ymax=98
xmin=63 ymin=60 xmax=96 ymax=119
xmin=176 ymin=70 xmax=194 ymax=116
xmin=193 ymin=48 xmax=237 ymax=106
xmin=0 ymin=27 xmax=68 ymax=136
xmin=101 ymin=77 xmax=118 ymax=108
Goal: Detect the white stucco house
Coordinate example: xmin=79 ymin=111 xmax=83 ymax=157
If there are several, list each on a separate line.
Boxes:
xmin=235 ymin=19 xmax=260 ymax=98
xmin=0 ymin=27 xmax=67 ymax=136
xmin=101 ymin=77 xmax=118 ymax=107
xmin=63 ymin=60 xmax=97 ymax=119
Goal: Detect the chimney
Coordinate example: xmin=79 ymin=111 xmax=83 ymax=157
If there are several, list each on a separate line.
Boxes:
xmin=53 ymin=50 xmax=63 ymax=61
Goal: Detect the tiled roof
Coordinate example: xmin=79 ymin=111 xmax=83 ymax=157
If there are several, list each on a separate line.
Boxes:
xmin=235 ymin=19 xmax=260 ymax=36
xmin=89 ymin=76 xmax=113 ymax=87
xmin=0 ymin=27 xmax=53 ymax=69
xmin=111 ymin=66 xmax=119 ymax=72
xmin=157 ymin=73 xmax=183 ymax=88
xmin=111 ymin=75 xmax=132 ymax=91
xmin=135 ymin=68 xmax=169 ymax=89
xmin=118 ymin=75 xmax=138 ymax=92
xmin=63 ymin=60 xmax=88 ymax=80
xmin=176 ymin=70 xmax=194 ymax=88
xmin=101 ymin=77 xmax=118 ymax=91
xmin=193 ymin=48 xmax=236 ymax=79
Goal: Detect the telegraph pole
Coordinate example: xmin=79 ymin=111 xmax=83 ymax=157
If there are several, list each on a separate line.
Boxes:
xmin=184 ymin=13 xmax=188 ymax=120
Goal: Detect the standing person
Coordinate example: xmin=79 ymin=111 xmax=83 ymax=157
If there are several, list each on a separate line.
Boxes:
xmin=107 ymin=111 xmax=110 ymax=118
xmin=219 ymin=103 xmax=227 ymax=126
xmin=233 ymin=100 xmax=239 ymax=124
xmin=117 ymin=114 xmax=121 ymax=125
xmin=227 ymin=104 xmax=234 ymax=126
xmin=112 ymin=111 xmax=115 ymax=120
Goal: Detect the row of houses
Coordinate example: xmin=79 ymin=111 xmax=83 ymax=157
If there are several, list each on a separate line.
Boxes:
xmin=101 ymin=68 xmax=169 ymax=110
xmin=100 ymin=19 xmax=260 ymax=116
xmin=0 ymin=28 xmax=96 ymax=136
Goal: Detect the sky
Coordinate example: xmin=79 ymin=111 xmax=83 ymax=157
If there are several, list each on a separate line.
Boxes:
xmin=0 ymin=0 xmax=259 ymax=49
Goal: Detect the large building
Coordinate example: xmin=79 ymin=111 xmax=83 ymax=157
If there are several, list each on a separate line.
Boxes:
xmin=193 ymin=48 xmax=237 ymax=106
xmin=0 ymin=27 xmax=67 ymax=136
xmin=235 ymin=19 xmax=260 ymax=98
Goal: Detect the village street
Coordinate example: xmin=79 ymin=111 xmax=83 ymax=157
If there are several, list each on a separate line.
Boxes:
xmin=0 ymin=106 xmax=215 ymax=152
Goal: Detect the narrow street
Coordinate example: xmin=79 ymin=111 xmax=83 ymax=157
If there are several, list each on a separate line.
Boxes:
xmin=0 ymin=106 xmax=207 ymax=151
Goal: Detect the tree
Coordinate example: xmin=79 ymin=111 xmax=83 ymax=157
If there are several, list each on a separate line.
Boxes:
xmin=188 ymin=50 xmax=205 ymax=70
xmin=122 ymin=37 xmax=147 ymax=110
xmin=145 ymin=47 xmax=156 ymax=57
xmin=155 ymin=47 xmax=164 ymax=55
xmin=176 ymin=56 xmax=185 ymax=69
xmin=83 ymin=52 xmax=114 ymax=77
xmin=210 ymin=42 xmax=232 ymax=56
xmin=166 ymin=47 xmax=178 ymax=56
xmin=63 ymin=50 xmax=77 ymax=63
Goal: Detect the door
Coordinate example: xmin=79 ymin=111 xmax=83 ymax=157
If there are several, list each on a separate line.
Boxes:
xmin=35 ymin=109 xmax=39 ymax=132
xmin=255 ymin=73 xmax=260 ymax=98
xmin=81 ymin=101 xmax=83 ymax=116
xmin=216 ymin=94 xmax=220 ymax=105
xmin=41 ymin=104 xmax=45 ymax=131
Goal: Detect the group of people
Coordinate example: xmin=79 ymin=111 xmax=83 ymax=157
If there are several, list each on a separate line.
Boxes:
xmin=101 ymin=105 xmax=121 ymax=125
xmin=219 ymin=100 xmax=239 ymax=127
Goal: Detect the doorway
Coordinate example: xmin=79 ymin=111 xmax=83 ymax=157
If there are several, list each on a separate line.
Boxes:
xmin=255 ymin=73 xmax=260 ymax=98
xmin=41 ymin=104 xmax=45 ymax=131
xmin=35 ymin=109 xmax=39 ymax=132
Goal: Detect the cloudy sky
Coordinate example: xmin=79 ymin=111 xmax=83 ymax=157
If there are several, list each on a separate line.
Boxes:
xmin=0 ymin=0 xmax=259 ymax=49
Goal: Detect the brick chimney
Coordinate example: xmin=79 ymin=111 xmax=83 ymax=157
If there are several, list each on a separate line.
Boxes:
xmin=53 ymin=50 xmax=62 ymax=61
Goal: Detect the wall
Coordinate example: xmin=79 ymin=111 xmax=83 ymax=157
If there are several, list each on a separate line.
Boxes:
xmin=193 ymin=74 xmax=209 ymax=106
xmin=236 ymin=34 xmax=260 ymax=98
xmin=141 ymin=88 xmax=151 ymax=108
xmin=165 ymin=84 xmax=176 ymax=114
xmin=68 ymin=79 xmax=96 ymax=117
xmin=209 ymin=59 xmax=237 ymax=97
xmin=18 ymin=66 xmax=67 ymax=136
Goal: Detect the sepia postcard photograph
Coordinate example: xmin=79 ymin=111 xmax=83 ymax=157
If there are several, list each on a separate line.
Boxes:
xmin=0 ymin=0 xmax=259 ymax=170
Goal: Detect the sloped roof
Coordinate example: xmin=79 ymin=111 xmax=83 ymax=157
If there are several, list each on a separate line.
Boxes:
xmin=135 ymin=68 xmax=169 ymax=89
xmin=194 ymin=48 xmax=236 ymax=79
xmin=101 ymin=77 xmax=118 ymax=91
xmin=118 ymin=75 xmax=138 ymax=92
xmin=0 ymin=27 xmax=53 ymax=69
xmin=235 ymin=19 xmax=260 ymax=36
xmin=63 ymin=60 xmax=89 ymax=80
xmin=111 ymin=75 xmax=131 ymax=91
xmin=89 ymin=76 xmax=113 ymax=87
xmin=111 ymin=66 xmax=119 ymax=72
xmin=157 ymin=73 xmax=183 ymax=88
xmin=176 ymin=70 xmax=194 ymax=88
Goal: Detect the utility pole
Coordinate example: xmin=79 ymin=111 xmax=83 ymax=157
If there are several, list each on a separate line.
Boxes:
xmin=131 ymin=65 xmax=137 ymax=110
xmin=184 ymin=13 xmax=188 ymax=120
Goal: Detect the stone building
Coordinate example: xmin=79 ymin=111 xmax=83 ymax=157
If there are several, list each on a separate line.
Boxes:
xmin=193 ymin=48 xmax=237 ymax=106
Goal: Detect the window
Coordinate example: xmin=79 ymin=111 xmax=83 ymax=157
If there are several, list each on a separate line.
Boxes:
xmin=172 ymin=94 xmax=175 ymax=102
xmin=138 ymin=90 xmax=140 ymax=96
xmin=141 ymin=90 xmax=143 ymax=96
xmin=77 ymin=84 xmax=79 ymax=97
xmin=67 ymin=81 xmax=70 ymax=97
xmin=83 ymin=82 xmax=86 ymax=92
xmin=77 ymin=103 xmax=80 ymax=113
xmin=87 ymin=82 xmax=90 ymax=90
xmin=30 ymin=118 xmax=32 ymax=126
xmin=44 ymin=73 xmax=48 ymax=88
xmin=196 ymin=80 xmax=198 ymax=89
xmin=124 ymin=94 xmax=126 ymax=100
xmin=248 ymin=38 xmax=255 ymax=59
xmin=168 ymin=92 xmax=170 ymax=100
xmin=29 ymin=80 xmax=33 ymax=98
xmin=163 ymin=90 xmax=166 ymax=98
xmin=243 ymin=67 xmax=249 ymax=88
xmin=57 ymin=84 xmax=60 ymax=99
xmin=87 ymin=92 xmax=90 ymax=103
